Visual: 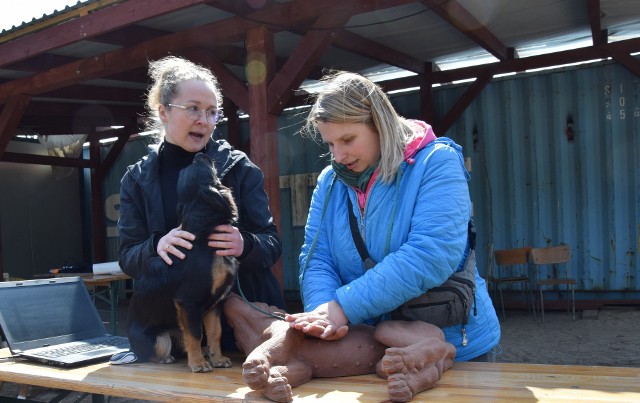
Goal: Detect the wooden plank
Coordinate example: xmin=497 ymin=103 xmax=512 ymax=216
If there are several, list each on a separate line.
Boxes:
xmin=434 ymin=71 xmax=492 ymax=135
xmin=611 ymin=52 xmax=640 ymax=78
xmin=0 ymin=152 xmax=93 ymax=168
xmin=588 ymin=0 xmax=604 ymax=47
xmin=1 ymin=352 xmax=639 ymax=402
xmin=0 ymin=0 xmax=411 ymax=103
xmin=246 ymin=26 xmax=283 ymax=291
xmin=268 ymin=12 xmax=348 ymax=115
xmin=422 ymin=0 xmax=510 ymax=60
xmin=182 ymin=47 xmax=249 ymax=114
xmin=431 ymin=37 xmax=640 ymax=84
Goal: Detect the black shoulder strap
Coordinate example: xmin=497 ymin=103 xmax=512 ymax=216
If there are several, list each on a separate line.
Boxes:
xmin=349 ymin=194 xmax=475 ymax=268
xmin=347 ymin=195 xmax=377 ymax=269
xmin=468 ymin=219 xmax=476 ymax=250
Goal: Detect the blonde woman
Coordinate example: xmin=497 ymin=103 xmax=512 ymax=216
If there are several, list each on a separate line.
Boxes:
xmin=118 ymin=56 xmax=285 ymax=358
xmin=287 ymin=71 xmax=500 ymax=401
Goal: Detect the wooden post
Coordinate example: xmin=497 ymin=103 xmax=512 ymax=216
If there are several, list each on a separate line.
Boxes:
xmin=246 ymin=26 xmax=283 ymax=290
xmin=89 ymin=135 xmax=106 ymax=263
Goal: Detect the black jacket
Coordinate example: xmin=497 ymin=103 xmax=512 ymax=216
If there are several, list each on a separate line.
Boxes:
xmin=118 ymin=138 xmax=285 ymax=310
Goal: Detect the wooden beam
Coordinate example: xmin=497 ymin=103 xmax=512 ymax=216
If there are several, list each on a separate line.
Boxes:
xmin=38 ymin=85 xmax=144 ymax=104
xmin=279 ymin=0 xmax=425 ymax=74
xmin=333 ymin=30 xmax=429 ymax=75
xmin=246 ymin=26 xmax=283 ymax=290
xmin=20 ymin=103 xmax=142 ymax=139
xmin=434 ymin=71 xmax=492 ymax=136
xmin=0 ymin=0 xmax=121 ymax=45
xmin=245 ymin=36 xmax=640 ymax=113
xmin=0 ymin=0 xmax=419 ymax=103
xmin=210 ymin=0 xmax=416 ymax=29
xmin=588 ymin=0 xmax=605 ymax=47
xmin=96 ymin=133 xmax=133 ymax=181
xmin=25 ymin=102 xmax=143 ymax=119
xmin=611 ymin=53 xmax=640 ymax=78
xmin=6 ymin=54 xmax=77 ymax=72
xmin=93 ymin=25 xmax=172 ymax=47
xmin=0 ymin=152 xmax=93 ymax=168
xmin=90 ymin=137 xmax=106 ymax=262
xmin=268 ymin=12 xmax=350 ymax=115
xmin=0 ymin=0 xmax=212 ymax=68
xmin=222 ymin=100 xmax=243 ymax=151
xmin=422 ymin=37 xmax=640 ymax=84
xmin=0 ymin=9 xmax=258 ymax=101
xmin=422 ymin=0 xmax=510 ymax=61
xmin=419 ymin=72 xmax=434 ymax=122
xmin=0 ymin=94 xmax=31 ymax=158
xmin=182 ymin=48 xmax=250 ymax=113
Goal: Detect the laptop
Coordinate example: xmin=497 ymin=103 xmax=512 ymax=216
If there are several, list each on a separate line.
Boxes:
xmin=0 ymin=276 xmax=130 ymax=367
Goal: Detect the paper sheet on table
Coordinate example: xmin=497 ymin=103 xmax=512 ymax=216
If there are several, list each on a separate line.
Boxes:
xmin=92 ymin=261 xmax=124 ymax=275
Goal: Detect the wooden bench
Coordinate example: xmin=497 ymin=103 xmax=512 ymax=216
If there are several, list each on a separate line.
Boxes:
xmin=1 ymin=348 xmax=639 ymax=402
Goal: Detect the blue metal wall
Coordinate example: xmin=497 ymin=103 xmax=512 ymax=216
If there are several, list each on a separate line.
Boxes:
xmin=275 ymin=60 xmax=639 ymax=298
xmin=422 ymin=60 xmax=639 ymax=297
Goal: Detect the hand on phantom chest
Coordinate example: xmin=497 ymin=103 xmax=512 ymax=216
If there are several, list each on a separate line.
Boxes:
xmin=285 ymin=300 xmax=349 ymax=340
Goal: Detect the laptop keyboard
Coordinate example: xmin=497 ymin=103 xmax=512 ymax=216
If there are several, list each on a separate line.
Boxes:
xmin=31 ymin=336 xmax=129 ymax=358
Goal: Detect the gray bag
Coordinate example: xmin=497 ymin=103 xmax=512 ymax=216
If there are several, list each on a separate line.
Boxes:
xmin=391 ymin=250 xmax=476 ymax=329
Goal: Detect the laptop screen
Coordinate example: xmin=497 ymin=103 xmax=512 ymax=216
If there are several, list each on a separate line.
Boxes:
xmin=0 ymin=277 xmax=109 ymax=352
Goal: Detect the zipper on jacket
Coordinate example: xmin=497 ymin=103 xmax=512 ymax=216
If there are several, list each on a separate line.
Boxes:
xmin=358 ymin=179 xmax=378 ymax=243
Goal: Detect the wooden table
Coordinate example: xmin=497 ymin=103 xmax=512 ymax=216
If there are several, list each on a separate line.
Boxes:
xmin=1 ymin=349 xmax=639 ymax=402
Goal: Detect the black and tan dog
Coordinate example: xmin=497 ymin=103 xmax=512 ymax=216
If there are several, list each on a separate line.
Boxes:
xmin=126 ymin=152 xmax=239 ymax=372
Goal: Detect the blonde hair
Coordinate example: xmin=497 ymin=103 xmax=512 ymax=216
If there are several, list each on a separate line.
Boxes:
xmin=303 ymin=71 xmax=418 ymax=183
xmin=145 ymin=56 xmax=222 ymax=139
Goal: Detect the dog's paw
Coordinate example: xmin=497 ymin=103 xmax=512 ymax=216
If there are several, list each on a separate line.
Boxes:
xmin=189 ymin=357 xmax=214 ymax=373
xmin=209 ymin=354 xmax=232 ymax=368
xmin=156 ymin=355 xmax=176 ymax=365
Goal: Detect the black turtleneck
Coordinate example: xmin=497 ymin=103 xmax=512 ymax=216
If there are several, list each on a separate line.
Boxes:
xmin=158 ymin=141 xmax=202 ymax=230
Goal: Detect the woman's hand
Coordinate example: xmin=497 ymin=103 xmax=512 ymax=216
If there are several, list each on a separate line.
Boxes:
xmin=208 ymin=224 xmax=244 ymax=257
xmin=285 ymin=300 xmax=349 ymax=341
xmin=157 ymin=225 xmax=195 ymax=265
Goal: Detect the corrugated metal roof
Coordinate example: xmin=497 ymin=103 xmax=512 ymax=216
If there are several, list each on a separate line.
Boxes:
xmin=0 ymin=0 xmax=121 ymax=40
xmin=2 ymin=1 xmax=639 ymax=77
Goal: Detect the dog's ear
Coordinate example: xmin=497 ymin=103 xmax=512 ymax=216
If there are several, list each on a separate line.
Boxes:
xmin=203 ymin=185 xmax=238 ymax=223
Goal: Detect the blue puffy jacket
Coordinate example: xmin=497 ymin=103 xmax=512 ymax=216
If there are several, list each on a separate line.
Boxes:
xmin=299 ymin=129 xmax=500 ymax=361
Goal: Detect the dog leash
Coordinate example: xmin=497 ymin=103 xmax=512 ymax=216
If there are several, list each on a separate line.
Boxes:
xmin=235 ymin=275 xmax=286 ymax=321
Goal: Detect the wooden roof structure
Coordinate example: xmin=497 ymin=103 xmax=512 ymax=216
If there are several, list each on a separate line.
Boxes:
xmin=1 ymin=0 xmax=639 ymax=265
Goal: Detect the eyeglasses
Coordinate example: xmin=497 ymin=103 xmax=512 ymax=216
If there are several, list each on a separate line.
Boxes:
xmin=166 ymin=103 xmax=223 ymax=124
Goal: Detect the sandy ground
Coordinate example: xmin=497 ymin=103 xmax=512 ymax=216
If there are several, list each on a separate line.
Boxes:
xmin=2 ymin=304 xmax=639 ymax=402
xmin=494 ymin=307 xmax=640 ymax=367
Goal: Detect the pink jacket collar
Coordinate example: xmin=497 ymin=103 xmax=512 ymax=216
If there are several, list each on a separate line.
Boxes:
xmin=356 ymin=120 xmax=437 ymax=208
